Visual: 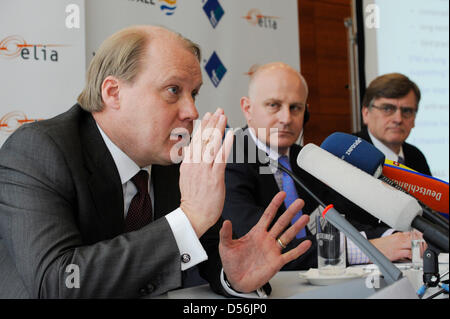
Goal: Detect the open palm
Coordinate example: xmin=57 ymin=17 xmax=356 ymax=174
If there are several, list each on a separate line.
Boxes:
xmin=219 ymin=191 xmax=312 ymax=293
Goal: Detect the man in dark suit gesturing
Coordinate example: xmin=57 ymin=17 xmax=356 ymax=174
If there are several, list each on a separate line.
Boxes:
xmin=222 ymin=63 xmax=414 ymax=269
xmin=0 ymin=26 xmax=312 ymax=298
xmin=355 ymin=73 xmax=431 ymax=175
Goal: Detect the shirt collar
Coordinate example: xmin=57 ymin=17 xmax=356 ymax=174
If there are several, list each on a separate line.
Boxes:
xmin=96 ymin=123 xmax=151 ymax=184
xmin=367 ymin=129 xmax=405 ymax=162
xmin=248 ymin=127 xmax=289 ymax=161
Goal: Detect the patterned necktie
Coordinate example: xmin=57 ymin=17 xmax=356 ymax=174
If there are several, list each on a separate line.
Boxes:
xmin=125 ymin=170 xmax=153 ymax=232
xmin=278 ymin=156 xmax=306 ymax=239
xmin=398 ymin=156 xmax=405 ymax=165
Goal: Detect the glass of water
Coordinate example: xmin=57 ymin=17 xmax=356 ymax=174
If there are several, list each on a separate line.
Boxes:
xmin=411 ymin=228 xmax=426 ymax=269
xmin=316 ymin=216 xmax=346 ymax=276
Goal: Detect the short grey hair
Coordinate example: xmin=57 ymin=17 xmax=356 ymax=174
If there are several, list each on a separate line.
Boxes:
xmin=77 ymin=25 xmax=201 ymax=112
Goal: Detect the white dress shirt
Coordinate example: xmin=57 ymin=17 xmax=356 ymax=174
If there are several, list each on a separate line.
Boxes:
xmin=97 ymin=124 xmax=207 ymax=271
xmin=368 ymin=130 xmax=405 ymax=163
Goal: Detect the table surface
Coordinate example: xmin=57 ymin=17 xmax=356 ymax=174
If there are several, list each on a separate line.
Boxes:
xmin=157 ymin=256 xmax=449 ymax=299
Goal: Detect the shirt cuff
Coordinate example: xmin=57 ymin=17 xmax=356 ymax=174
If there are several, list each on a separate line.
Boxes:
xmin=220 ymin=269 xmax=268 ymax=298
xmin=347 ymin=231 xmax=371 ymax=265
xmin=381 ymin=228 xmax=396 ymax=237
xmin=165 ymin=207 xmax=208 ymax=271
xmin=347 ymin=229 xmax=397 ymax=265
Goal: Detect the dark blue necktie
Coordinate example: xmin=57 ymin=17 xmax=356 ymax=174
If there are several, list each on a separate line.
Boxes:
xmin=278 ymin=156 xmax=306 ymax=239
xmin=397 ymin=156 xmax=405 ymax=165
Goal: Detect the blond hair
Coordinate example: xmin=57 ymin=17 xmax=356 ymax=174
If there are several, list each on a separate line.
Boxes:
xmin=77 ymin=25 xmax=201 ymax=112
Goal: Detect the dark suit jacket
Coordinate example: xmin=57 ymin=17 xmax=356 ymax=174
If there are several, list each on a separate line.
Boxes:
xmin=222 ymin=128 xmax=389 ymax=271
xmin=354 ymin=127 xmax=432 ymax=176
xmin=0 ymin=104 xmax=224 ymax=298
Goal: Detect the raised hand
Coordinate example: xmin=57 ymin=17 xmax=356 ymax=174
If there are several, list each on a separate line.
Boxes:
xmin=219 ymin=191 xmax=312 ymax=293
xmin=179 ymin=108 xmax=234 ymax=238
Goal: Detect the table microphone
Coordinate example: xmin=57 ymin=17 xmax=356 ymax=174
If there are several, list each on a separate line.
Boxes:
xmin=321 ymin=132 xmax=448 ymax=230
xmin=297 ymin=143 xmax=449 ymax=253
xmin=269 ymin=158 xmax=403 ymax=285
xmin=382 ymin=159 xmax=448 ymax=215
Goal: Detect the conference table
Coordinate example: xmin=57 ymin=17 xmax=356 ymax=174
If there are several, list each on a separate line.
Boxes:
xmin=156 ymin=255 xmax=449 ymax=299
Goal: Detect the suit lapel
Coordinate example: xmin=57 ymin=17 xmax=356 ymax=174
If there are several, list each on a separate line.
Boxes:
xmin=237 ymin=128 xmax=281 ymax=210
xmin=239 ymin=128 xmax=287 ymax=223
xmin=80 ymin=111 xmax=125 ymax=237
xmin=362 ymin=127 xmax=372 ymax=143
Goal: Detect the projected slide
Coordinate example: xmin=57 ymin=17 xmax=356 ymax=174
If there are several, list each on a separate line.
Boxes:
xmin=363 ymin=0 xmax=449 ymax=181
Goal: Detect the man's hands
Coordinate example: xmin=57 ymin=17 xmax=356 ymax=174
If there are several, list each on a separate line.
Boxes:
xmin=370 ymin=232 xmax=413 ymax=261
xmin=179 ymin=109 xmax=233 ymax=238
xmin=219 ymin=192 xmax=312 ymax=293
xmin=179 ymin=110 xmax=311 ymax=293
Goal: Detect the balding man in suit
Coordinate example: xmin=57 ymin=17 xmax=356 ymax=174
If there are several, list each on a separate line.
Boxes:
xmin=0 ymin=26 xmax=311 ymax=298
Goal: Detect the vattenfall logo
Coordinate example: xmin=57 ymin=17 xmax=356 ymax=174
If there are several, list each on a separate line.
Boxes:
xmin=0 ymin=111 xmax=42 ymax=133
xmin=0 ymin=35 xmax=66 ymax=62
xmin=127 ymin=0 xmax=178 ymax=16
xmin=242 ymin=9 xmax=280 ymax=30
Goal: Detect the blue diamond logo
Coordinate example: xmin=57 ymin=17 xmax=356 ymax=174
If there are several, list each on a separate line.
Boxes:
xmin=204 ymin=52 xmax=227 ymax=88
xmin=202 ymin=0 xmax=224 ymax=28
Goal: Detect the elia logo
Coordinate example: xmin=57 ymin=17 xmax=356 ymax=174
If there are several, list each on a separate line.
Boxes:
xmin=0 ymin=111 xmax=42 ymax=133
xmin=202 ymin=0 xmax=224 ymax=28
xmin=242 ymin=9 xmax=279 ymax=30
xmin=127 ymin=0 xmax=178 ymax=16
xmin=0 ymin=35 xmax=65 ymax=61
xmin=204 ymin=52 xmax=227 ymax=88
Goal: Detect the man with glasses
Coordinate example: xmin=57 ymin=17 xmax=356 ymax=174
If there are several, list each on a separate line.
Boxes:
xmin=355 ymin=73 xmax=431 ymax=175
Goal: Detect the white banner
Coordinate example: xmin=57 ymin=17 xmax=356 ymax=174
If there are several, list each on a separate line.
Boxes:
xmin=1 ymin=0 xmax=299 ymax=146
xmin=0 ymin=0 xmax=86 ymax=146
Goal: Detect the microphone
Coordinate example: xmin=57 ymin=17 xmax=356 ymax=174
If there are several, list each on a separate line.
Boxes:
xmin=269 ymin=159 xmax=403 ymax=285
xmin=320 ymin=132 xmax=385 ymax=178
xmin=297 ymin=143 xmax=449 ymax=253
xmin=383 ymin=159 xmax=449 ymax=215
xmin=321 ymin=132 xmax=449 ymax=230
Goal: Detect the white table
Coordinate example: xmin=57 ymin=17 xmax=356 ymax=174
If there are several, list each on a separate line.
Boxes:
xmin=157 ymin=257 xmax=449 ymax=299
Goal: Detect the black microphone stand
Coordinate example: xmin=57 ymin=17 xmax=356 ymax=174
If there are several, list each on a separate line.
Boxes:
xmin=417 ymin=243 xmax=449 ymax=298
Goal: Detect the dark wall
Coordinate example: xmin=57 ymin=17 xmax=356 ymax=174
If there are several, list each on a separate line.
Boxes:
xmin=298 ymin=0 xmax=353 ymax=145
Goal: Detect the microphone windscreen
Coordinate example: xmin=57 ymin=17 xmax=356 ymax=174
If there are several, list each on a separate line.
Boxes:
xmin=297 ymin=144 xmax=422 ymax=231
xmin=320 ymin=132 xmax=385 ymax=177
xmin=383 ymin=160 xmax=449 ymax=214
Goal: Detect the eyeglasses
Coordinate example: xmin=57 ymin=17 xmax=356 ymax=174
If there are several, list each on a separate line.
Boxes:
xmin=370 ymin=103 xmax=417 ymax=119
